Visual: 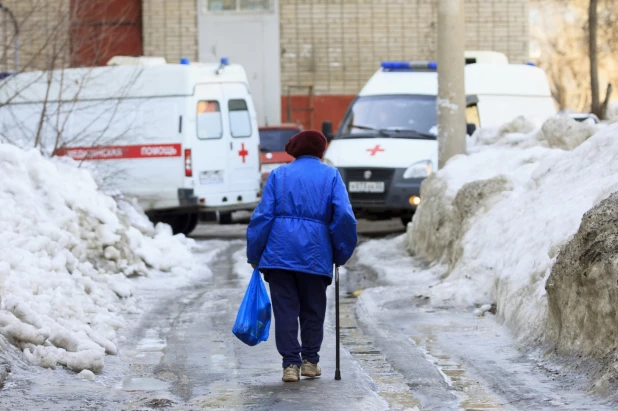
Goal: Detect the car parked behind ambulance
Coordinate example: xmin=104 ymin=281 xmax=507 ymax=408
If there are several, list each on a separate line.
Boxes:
xmin=258 ymin=123 xmax=301 ymax=185
xmin=0 ymin=56 xmax=261 ymax=233
xmin=322 ymin=51 xmax=556 ymax=226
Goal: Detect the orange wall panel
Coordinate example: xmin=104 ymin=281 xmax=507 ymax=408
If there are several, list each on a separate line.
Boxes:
xmin=70 ymin=0 xmax=142 ymax=67
xmin=281 ymin=95 xmax=355 ymax=131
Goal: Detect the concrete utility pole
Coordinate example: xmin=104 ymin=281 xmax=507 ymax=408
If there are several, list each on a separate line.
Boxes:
xmin=437 ymin=0 xmax=466 ymax=169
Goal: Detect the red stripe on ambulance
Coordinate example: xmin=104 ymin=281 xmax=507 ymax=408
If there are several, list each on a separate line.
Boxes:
xmin=54 ymin=144 xmax=182 ymax=160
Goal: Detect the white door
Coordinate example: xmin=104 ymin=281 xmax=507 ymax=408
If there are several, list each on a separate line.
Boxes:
xmin=192 ymin=83 xmax=230 ymax=203
xmin=197 ymin=0 xmax=281 ymax=126
xmin=212 ymin=22 xmax=264 ymax=124
xmin=223 ymin=83 xmax=260 ymax=194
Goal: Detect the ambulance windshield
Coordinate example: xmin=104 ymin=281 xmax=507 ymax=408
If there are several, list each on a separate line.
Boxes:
xmin=338 ymin=95 xmax=437 ymax=139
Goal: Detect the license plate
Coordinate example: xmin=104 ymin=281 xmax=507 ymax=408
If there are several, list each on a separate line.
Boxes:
xmin=199 ymin=170 xmax=224 ymax=185
xmin=348 ymin=181 xmax=385 ymax=193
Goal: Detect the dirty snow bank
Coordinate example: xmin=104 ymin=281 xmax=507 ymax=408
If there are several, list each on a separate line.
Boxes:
xmin=545 ymin=192 xmax=618 ymax=393
xmin=356 ymin=235 xmax=444 ymax=287
xmin=406 ymin=116 xmax=618 ymax=340
xmin=0 ymin=144 xmax=193 ymax=373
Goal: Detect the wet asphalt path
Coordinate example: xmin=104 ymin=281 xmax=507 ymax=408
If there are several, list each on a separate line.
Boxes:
xmin=119 ymin=239 xmax=385 ymax=410
xmin=0 ymin=222 xmax=392 ymax=410
xmin=1 ymin=219 xmax=613 ymax=410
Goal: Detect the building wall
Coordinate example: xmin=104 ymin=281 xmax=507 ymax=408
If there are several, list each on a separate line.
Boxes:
xmin=0 ymin=0 xmax=143 ymax=72
xmin=142 ymin=0 xmax=530 ymax=129
xmin=279 ymin=0 xmax=530 ymax=128
xmin=70 ymin=0 xmax=143 ymax=67
xmin=197 ymin=0 xmax=281 ymax=126
xmin=280 ymin=0 xmax=529 ymax=96
xmin=142 ymin=0 xmax=199 ymax=64
xmin=0 ymin=0 xmax=71 ymax=72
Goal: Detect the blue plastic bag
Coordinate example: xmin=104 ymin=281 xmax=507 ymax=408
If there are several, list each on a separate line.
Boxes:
xmin=232 ymin=269 xmax=271 ymax=346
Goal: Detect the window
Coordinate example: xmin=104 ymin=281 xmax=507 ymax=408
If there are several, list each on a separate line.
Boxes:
xmin=259 ymin=128 xmax=301 ymax=152
xmin=229 ymin=99 xmax=252 ymax=138
xmin=207 ymin=0 xmax=235 ymax=11
xmin=339 ymin=95 xmax=437 ymax=139
xmin=239 ymin=0 xmax=271 ymax=11
xmin=197 ymin=101 xmax=223 ymax=139
xmin=466 ymin=104 xmax=480 ymax=127
xmin=206 ymin=0 xmax=272 ymax=12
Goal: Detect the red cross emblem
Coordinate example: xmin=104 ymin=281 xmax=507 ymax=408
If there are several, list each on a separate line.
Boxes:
xmin=238 ymin=143 xmax=249 ymax=163
xmin=367 ymin=144 xmax=384 ymax=156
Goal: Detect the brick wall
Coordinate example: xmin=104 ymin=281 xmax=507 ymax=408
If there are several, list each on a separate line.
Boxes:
xmin=140 ymin=0 xmax=529 ymax=93
xmin=0 ymin=0 xmax=71 ymax=72
xmin=280 ymin=0 xmax=530 ymax=96
xmin=0 ymin=0 xmax=145 ymax=71
xmin=140 ymin=0 xmax=529 ymax=128
xmin=142 ymin=0 xmax=199 ymax=64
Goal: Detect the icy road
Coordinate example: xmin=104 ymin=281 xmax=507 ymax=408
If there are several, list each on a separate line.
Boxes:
xmin=0 ymin=221 xmax=614 ymax=410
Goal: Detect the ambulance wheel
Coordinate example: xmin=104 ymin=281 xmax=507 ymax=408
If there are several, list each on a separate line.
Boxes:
xmin=150 ymin=213 xmax=176 ymax=232
xmin=181 ymin=213 xmax=199 ymax=235
xmin=175 ymin=213 xmax=199 ymax=235
xmin=153 ymin=213 xmax=198 ymax=235
xmin=400 ymin=216 xmax=412 ymax=227
xmin=218 ymin=211 xmax=233 ymax=225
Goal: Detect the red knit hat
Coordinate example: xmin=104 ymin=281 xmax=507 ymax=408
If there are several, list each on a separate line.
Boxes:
xmin=284 ymin=130 xmax=328 ymax=159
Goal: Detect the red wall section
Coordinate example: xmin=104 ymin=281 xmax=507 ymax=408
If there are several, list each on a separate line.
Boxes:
xmin=281 ymin=95 xmax=355 ymax=131
xmin=70 ymin=0 xmax=142 ymax=67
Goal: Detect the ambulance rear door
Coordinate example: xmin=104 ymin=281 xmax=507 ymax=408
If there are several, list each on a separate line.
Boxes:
xmin=223 ymin=82 xmax=260 ymax=197
xmin=192 ymin=83 xmax=230 ymax=206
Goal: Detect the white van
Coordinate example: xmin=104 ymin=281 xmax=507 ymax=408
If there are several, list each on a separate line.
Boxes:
xmin=322 ymin=53 xmax=556 ymax=225
xmin=0 ymin=56 xmax=261 ymax=234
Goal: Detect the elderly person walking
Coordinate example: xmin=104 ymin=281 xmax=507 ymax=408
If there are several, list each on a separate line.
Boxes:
xmin=246 ymin=130 xmax=357 ymax=383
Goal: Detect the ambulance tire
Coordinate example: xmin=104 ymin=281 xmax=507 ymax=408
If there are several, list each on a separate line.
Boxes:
xmin=181 ymin=213 xmax=199 ymax=235
xmin=152 ymin=213 xmax=198 ymax=235
xmin=218 ymin=212 xmax=233 ymax=225
xmin=175 ymin=213 xmax=199 ymax=235
xmin=400 ymin=216 xmax=412 ymax=227
xmin=150 ymin=214 xmax=175 ymax=232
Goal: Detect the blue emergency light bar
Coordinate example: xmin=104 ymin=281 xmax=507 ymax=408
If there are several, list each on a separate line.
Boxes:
xmin=381 ymin=61 xmax=438 ymax=71
xmin=216 ymin=57 xmax=230 ymax=75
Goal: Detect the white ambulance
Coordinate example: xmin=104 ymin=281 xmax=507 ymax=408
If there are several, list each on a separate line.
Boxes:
xmin=0 ymin=56 xmax=261 ymax=234
xmin=322 ymin=52 xmax=556 ymax=226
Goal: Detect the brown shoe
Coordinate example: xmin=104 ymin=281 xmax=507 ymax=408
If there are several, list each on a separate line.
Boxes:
xmin=282 ymin=365 xmax=300 ymax=382
xmin=301 ymin=360 xmax=322 ymax=378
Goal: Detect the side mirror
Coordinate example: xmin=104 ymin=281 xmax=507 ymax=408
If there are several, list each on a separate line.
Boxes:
xmin=466 ymin=123 xmax=477 ymax=136
xmin=322 ymin=121 xmax=334 ymax=142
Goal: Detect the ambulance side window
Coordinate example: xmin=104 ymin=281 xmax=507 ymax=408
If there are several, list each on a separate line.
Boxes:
xmin=466 ymin=104 xmax=480 ymax=127
xmin=228 ymin=99 xmax=252 ymax=138
xmin=197 ymin=100 xmax=223 ymax=139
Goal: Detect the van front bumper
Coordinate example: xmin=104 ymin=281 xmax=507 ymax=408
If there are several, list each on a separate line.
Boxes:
xmin=337 ymin=167 xmax=424 ymax=215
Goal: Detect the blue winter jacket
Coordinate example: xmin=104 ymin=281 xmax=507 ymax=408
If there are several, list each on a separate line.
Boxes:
xmin=246 ymin=155 xmax=357 ymax=280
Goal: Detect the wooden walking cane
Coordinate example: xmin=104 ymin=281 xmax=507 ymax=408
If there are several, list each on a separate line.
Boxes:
xmin=335 ymin=265 xmax=341 ymax=380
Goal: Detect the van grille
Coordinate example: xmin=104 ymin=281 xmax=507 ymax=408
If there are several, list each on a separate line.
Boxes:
xmin=343 ymin=168 xmax=395 ymax=204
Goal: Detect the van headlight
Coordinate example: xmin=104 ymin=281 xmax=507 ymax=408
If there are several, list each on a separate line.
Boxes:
xmin=403 ymin=160 xmax=433 ymax=179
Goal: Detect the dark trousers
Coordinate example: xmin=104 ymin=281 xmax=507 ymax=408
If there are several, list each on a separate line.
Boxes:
xmin=267 ymin=269 xmax=329 ymax=368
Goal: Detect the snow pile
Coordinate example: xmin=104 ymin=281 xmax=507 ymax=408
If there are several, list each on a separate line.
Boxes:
xmin=545 ymin=192 xmax=618 ymax=383
xmin=356 ymin=235 xmax=443 ymax=287
xmin=0 ymin=144 xmax=193 ymax=373
xmin=607 ymin=101 xmax=618 ymax=121
xmin=406 ymin=116 xmax=618 ymax=344
xmin=469 ymin=115 xmax=597 ymax=151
